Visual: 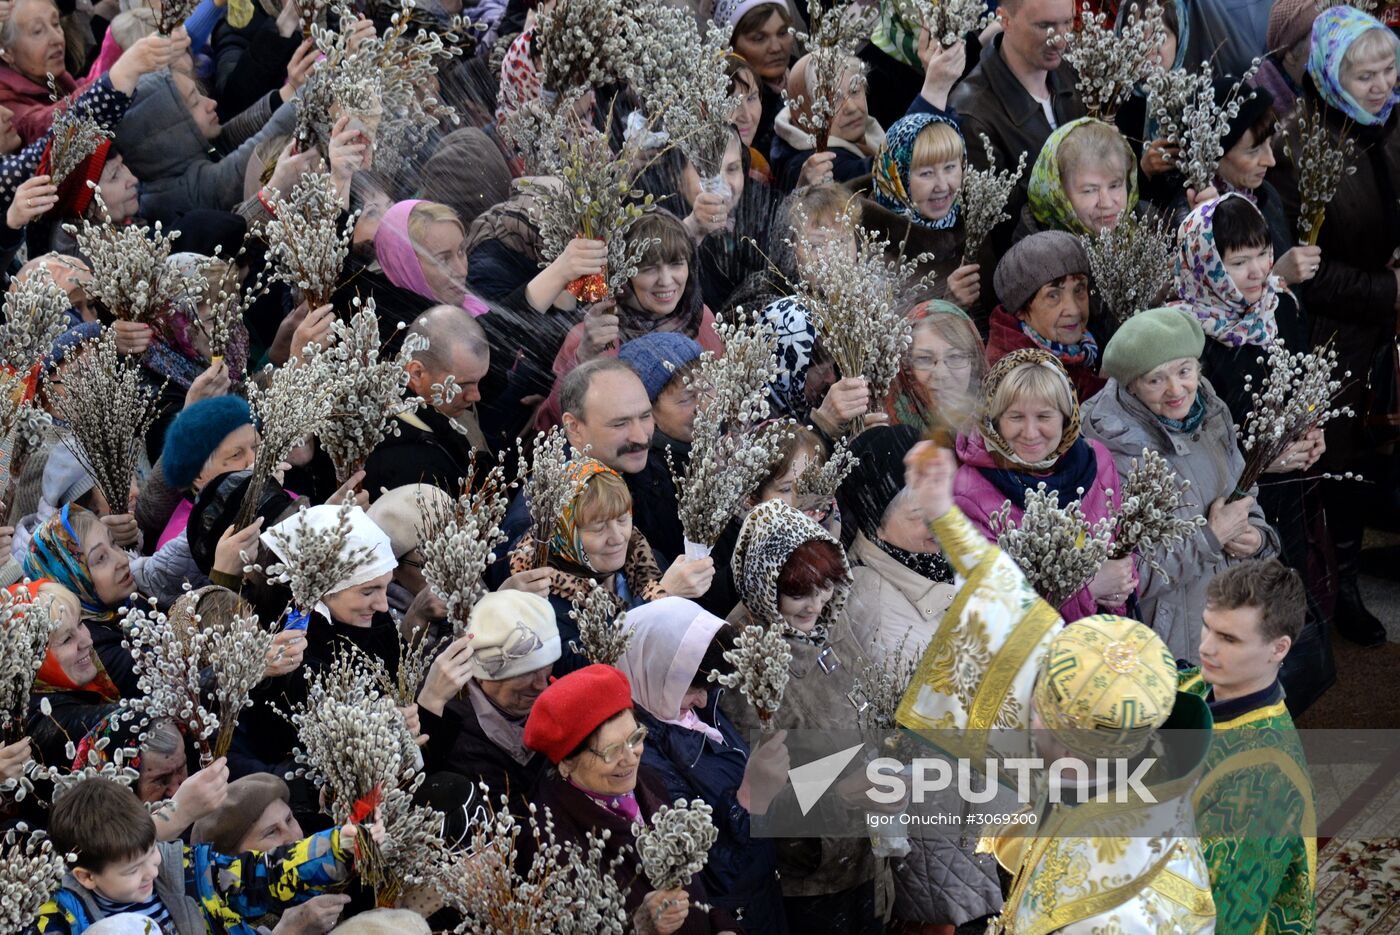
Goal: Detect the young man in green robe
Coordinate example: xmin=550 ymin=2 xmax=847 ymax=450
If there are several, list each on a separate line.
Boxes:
xmin=1182 ymin=559 xmax=1316 ymax=934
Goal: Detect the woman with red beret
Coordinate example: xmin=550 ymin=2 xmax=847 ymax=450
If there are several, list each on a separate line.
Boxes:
xmin=523 ymin=664 xmax=740 ymax=935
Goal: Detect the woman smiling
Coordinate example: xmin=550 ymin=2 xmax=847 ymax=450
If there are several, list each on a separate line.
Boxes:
xmin=953 ymin=350 xmax=1134 ymax=622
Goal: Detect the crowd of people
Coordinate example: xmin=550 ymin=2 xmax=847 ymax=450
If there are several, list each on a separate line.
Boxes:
xmin=0 ymin=0 xmax=1390 ymax=930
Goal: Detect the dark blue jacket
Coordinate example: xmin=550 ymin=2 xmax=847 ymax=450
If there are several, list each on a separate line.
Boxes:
xmin=635 ymin=690 xmax=787 ymax=934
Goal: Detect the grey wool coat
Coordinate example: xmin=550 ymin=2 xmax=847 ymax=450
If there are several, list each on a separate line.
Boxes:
xmin=114 ymin=73 xmax=298 ymax=225
xmin=1081 ymin=377 xmax=1279 ymax=663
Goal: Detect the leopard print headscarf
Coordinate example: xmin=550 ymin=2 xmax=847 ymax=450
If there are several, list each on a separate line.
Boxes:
xmin=733 ymin=499 xmax=851 ymax=645
xmin=977 ymin=348 xmax=1082 ymax=471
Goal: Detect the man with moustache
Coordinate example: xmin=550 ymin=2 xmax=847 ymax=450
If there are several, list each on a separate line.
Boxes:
xmin=491 ymin=357 xmax=713 ymax=593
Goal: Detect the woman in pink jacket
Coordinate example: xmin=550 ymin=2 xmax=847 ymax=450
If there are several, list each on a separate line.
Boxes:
xmin=952 ymin=348 xmax=1136 ymax=622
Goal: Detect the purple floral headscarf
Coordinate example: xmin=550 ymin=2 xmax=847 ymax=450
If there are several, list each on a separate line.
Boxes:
xmin=1172 ymin=194 xmax=1281 ymax=348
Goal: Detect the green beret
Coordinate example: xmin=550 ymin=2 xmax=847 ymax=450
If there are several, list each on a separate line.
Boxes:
xmin=1101 ymin=306 xmax=1206 ymax=384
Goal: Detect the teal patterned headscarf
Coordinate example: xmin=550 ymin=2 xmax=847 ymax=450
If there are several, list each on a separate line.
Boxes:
xmin=1308 ymin=5 xmax=1400 ymax=126
xmin=873 ymin=111 xmax=964 ymax=230
xmin=23 ymin=504 xmax=118 ymax=622
xmin=1027 ymin=117 xmax=1139 ymax=236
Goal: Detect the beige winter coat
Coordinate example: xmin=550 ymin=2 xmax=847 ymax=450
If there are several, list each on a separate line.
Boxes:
xmin=845 ymin=533 xmax=956 ymax=661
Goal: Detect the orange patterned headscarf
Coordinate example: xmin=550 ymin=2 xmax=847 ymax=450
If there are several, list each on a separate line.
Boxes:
xmin=11 ymin=580 xmax=121 ymax=701
xmin=549 ymin=459 xmax=623 ymax=571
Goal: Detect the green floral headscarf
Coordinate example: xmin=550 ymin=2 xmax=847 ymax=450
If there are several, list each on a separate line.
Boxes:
xmin=1027 ymin=117 xmax=1139 ymax=236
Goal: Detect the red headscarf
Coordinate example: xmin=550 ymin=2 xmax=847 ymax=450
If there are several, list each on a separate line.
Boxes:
xmin=10 ymin=580 xmax=121 ymax=701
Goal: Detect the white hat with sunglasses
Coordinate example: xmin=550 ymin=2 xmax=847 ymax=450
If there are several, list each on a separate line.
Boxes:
xmin=468 ymin=591 xmax=561 ymax=681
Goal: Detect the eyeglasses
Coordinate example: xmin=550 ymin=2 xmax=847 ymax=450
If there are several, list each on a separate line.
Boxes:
xmin=910 ymin=351 xmax=973 ymax=373
xmin=475 ymin=622 xmax=544 ymax=678
xmin=589 ymin=725 xmax=648 ymax=765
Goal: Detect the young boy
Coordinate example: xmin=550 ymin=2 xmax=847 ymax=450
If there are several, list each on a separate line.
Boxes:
xmin=1183 ymin=559 xmax=1316 ymax=934
xmin=34 ymin=776 xmax=377 ymax=935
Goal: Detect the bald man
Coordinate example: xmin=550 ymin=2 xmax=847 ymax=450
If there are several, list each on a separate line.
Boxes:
xmin=362 ymin=304 xmax=497 ymax=499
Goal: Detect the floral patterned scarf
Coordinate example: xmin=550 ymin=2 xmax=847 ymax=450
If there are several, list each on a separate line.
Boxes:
xmin=549 ymin=458 xmax=620 ymax=571
xmin=1308 ymin=5 xmax=1400 ymax=126
xmin=23 ymin=505 xmax=121 ymax=623
xmin=1173 ymin=194 xmax=1281 ymax=348
xmin=1027 ymin=117 xmax=1139 ymax=236
xmin=873 ymin=111 xmax=963 ymax=230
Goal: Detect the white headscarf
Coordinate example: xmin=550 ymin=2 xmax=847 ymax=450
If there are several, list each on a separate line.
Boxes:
xmin=261 ymin=504 xmax=398 ymax=620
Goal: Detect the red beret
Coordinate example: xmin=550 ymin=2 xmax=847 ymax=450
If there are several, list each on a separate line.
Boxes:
xmin=43 ymin=138 xmax=112 ymax=220
xmin=523 ymin=664 xmax=633 ymax=765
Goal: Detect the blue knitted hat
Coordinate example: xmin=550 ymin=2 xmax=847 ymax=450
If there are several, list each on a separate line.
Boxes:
xmin=43 ymin=320 xmax=100 ymax=375
xmin=161 ymin=395 xmax=254 ymax=489
xmin=617 ymin=332 xmax=703 ymax=402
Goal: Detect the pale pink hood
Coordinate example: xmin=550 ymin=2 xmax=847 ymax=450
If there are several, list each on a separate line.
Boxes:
xmin=615 ymin=596 xmax=726 ymax=721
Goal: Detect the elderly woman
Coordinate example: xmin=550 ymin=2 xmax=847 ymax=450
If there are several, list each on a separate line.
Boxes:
xmin=24 ymin=504 xmax=143 ymax=695
xmin=509 ymin=459 xmax=712 ymax=673
xmin=537 ymin=209 xmax=724 ymax=429
xmin=0 ymin=0 xmax=184 ymax=145
xmin=839 ymin=425 xmax=1003 ymax=935
xmin=953 ymin=349 xmax=1134 ymax=623
xmin=1269 ymin=4 xmax=1399 ymax=648
xmin=615 ymin=597 xmax=787 ymax=933
xmin=865 ymin=112 xmax=985 ymax=314
xmin=884 ymin=299 xmax=986 ymax=432
xmin=1173 ymin=194 xmax=1333 ymax=708
xmin=1082 ymin=306 xmax=1279 ymax=663
xmin=987 ymin=231 xmax=1105 ymax=401
xmin=523 ymin=664 xmax=740 ymax=935
xmin=78 ymin=715 xmax=191 ymax=804
xmin=717 ymin=0 xmax=795 ymax=161
xmin=720 ymin=498 xmax=887 ymax=935
xmin=417 ymin=591 xmax=559 ymax=821
xmin=18 ymin=581 xmax=121 ymax=767
xmin=1018 ymin=117 xmax=1139 ymax=240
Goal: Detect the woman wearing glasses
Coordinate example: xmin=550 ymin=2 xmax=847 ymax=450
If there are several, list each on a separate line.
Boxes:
xmin=884 ymin=299 xmax=987 ymax=433
xmin=720 ymin=499 xmax=887 ymax=935
xmin=524 ymin=664 xmax=740 ymax=935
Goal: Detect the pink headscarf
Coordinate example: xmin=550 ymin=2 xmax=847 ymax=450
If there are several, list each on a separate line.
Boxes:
xmin=373 ymin=199 xmax=489 ymax=317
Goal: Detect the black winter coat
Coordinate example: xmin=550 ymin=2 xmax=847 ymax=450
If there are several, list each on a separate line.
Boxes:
xmin=362 ymin=407 xmax=493 ymax=502
xmin=1269 ymin=77 xmax=1400 ymax=468
xmin=419 ymin=693 xmax=544 ymax=821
